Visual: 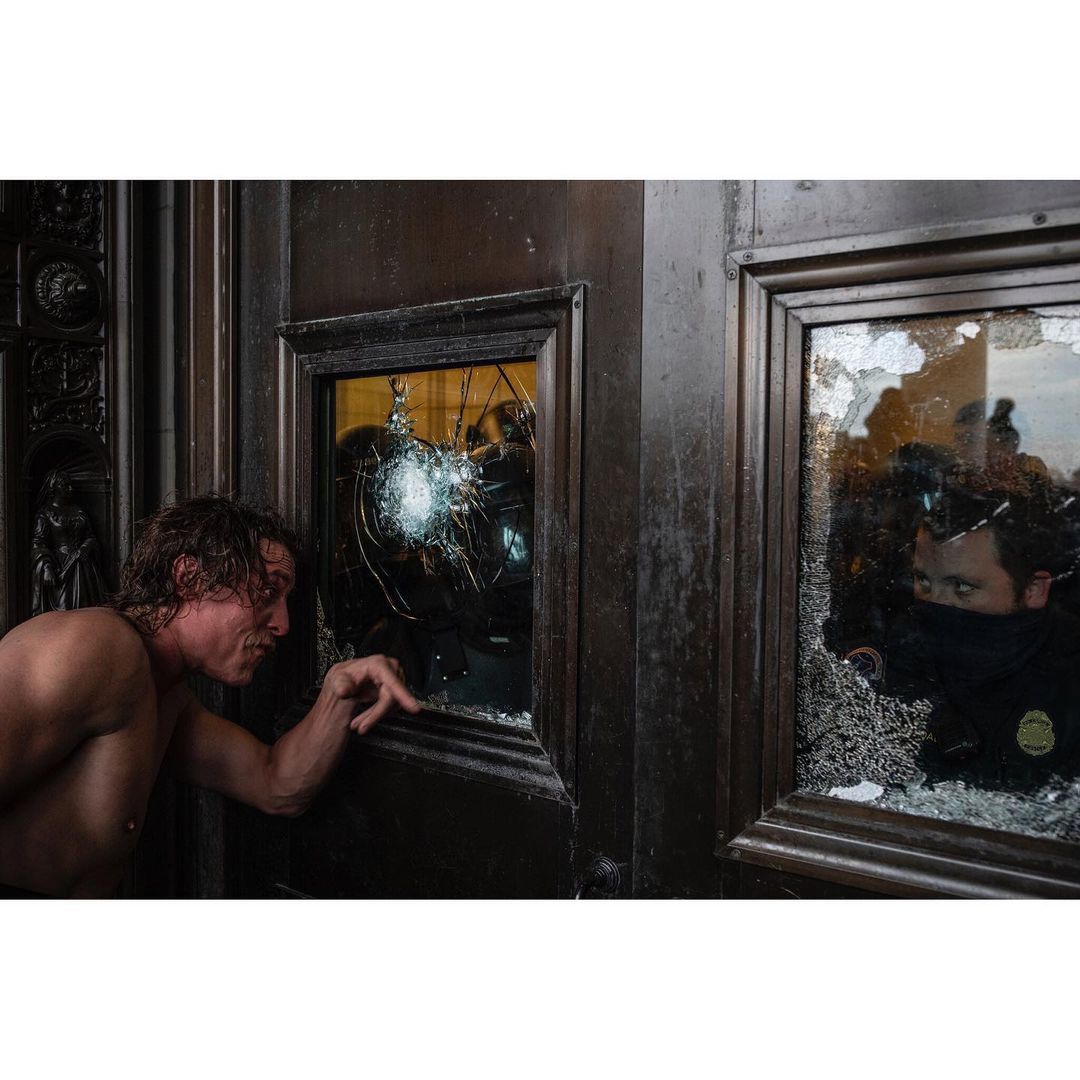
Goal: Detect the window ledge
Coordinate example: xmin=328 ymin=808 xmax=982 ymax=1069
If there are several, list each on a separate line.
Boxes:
xmin=720 ymin=793 xmax=1080 ymax=898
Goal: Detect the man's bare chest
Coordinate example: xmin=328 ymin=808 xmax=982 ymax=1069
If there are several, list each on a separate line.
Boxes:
xmin=0 ymin=689 xmax=183 ymax=895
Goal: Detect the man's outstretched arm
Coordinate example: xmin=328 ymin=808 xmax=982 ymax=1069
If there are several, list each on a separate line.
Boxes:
xmin=164 ymin=655 xmax=421 ymax=816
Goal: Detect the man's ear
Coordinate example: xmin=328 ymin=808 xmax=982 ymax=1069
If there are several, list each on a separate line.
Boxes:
xmin=172 ymin=555 xmax=202 ymax=598
xmin=1023 ymin=570 xmax=1052 ymax=610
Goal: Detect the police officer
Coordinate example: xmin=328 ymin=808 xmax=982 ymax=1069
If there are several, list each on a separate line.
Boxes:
xmin=845 ymin=470 xmax=1080 ymax=787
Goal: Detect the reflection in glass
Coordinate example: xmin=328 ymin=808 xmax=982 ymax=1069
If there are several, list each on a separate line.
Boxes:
xmin=797 ymin=307 xmax=1080 ymax=841
xmin=329 ymin=361 xmax=536 ymax=726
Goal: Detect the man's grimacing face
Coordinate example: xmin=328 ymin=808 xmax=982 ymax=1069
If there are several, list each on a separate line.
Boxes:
xmin=182 ymin=538 xmax=296 ymax=686
xmin=913 ymin=525 xmax=1049 ymax=616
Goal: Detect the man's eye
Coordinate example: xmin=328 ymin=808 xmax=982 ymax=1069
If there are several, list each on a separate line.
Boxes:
xmin=914 ymin=574 xmax=930 ymax=590
xmin=955 ymin=581 xmax=975 ymax=596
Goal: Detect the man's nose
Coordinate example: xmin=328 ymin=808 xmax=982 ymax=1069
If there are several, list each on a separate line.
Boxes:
xmin=268 ymin=597 xmax=290 ymax=637
xmin=926 ymin=582 xmax=951 ymax=606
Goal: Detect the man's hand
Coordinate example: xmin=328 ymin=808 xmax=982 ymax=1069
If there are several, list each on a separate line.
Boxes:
xmin=321 ymin=655 xmax=421 ymax=735
xmin=166 ymin=653 xmax=424 ymax=818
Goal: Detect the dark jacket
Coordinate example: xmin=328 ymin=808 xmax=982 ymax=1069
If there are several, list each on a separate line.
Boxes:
xmin=858 ymin=604 xmax=1080 ymax=787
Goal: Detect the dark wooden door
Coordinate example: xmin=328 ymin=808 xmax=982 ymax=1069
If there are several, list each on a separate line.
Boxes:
xmin=228 ymin=182 xmax=642 ymax=898
xmin=711 ymin=181 xmax=1080 ymax=898
xmin=210 ymin=180 xmax=1080 ymax=900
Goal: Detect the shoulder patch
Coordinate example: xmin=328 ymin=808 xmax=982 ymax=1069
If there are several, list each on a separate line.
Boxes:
xmin=844 ymin=646 xmax=883 ymax=684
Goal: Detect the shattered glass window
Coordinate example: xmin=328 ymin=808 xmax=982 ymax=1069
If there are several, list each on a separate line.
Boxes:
xmin=797 ymin=306 xmax=1080 ymax=841
xmin=327 ymin=361 xmax=536 ymax=728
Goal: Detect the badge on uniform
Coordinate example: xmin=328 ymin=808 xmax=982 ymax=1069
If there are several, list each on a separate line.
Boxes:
xmin=1016 ymin=710 xmax=1056 ymax=757
xmin=843 ymin=646 xmax=884 ymax=685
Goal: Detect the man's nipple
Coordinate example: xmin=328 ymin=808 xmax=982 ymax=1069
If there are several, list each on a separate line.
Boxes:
xmin=125 ymin=818 xmax=137 ymax=832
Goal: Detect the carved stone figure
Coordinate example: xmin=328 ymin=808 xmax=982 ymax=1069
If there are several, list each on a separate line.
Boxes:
xmin=31 ymin=469 xmax=106 ymax=615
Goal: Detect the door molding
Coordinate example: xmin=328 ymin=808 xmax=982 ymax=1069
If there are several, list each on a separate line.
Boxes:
xmin=277 ymin=285 xmax=585 ymax=804
xmin=718 ymin=216 xmax=1080 ymax=897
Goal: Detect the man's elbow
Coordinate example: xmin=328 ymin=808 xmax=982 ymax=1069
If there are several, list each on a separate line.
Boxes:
xmin=261 ymin=787 xmax=312 ymax=818
xmin=260 ymin=762 xmax=314 ymax=818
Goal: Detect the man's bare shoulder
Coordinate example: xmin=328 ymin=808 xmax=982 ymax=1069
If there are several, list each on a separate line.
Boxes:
xmin=0 ymin=608 xmax=152 ymax=726
xmin=1 ymin=607 xmax=147 ymax=662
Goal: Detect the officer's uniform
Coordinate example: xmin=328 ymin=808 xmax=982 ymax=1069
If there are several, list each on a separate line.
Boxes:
xmin=844 ymin=604 xmax=1080 ymax=788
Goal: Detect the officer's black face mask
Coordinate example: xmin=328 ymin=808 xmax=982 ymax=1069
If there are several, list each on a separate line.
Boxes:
xmin=911 ymin=600 xmax=1051 ymax=685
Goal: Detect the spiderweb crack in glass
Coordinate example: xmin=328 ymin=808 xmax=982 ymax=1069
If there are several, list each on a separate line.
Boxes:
xmin=369 ymin=376 xmax=487 ymax=576
xmin=353 ymin=369 xmax=537 ymax=630
xmin=797 ymin=412 xmax=933 ymax=792
xmin=373 ymin=444 xmax=482 ymax=548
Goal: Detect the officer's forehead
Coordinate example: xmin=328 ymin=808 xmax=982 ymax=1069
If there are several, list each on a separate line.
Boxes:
xmin=915 ymin=524 xmax=1001 ymax=568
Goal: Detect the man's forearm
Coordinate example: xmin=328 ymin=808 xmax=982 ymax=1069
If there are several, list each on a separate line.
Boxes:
xmin=263 ymin=691 xmax=356 ymax=817
xmin=253 ymin=656 xmax=418 ymax=817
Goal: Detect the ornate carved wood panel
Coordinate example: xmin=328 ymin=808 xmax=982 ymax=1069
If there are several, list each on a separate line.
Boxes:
xmin=29 ymin=181 xmax=103 ymax=250
xmin=0 ymin=182 xmax=139 ymax=637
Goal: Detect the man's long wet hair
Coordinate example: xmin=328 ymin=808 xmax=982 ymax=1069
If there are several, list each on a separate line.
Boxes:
xmin=106 ymin=494 xmax=300 ymax=634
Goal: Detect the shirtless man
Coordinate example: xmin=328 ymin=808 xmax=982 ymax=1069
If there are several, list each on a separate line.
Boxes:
xmin=0 ymin=495 xmax=420 ymax=898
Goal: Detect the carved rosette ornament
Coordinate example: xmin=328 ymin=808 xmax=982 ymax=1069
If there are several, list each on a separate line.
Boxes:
xmin=31 ymin=258 xmax=102 ymax=330
xmin=27 ymin=340 xmax=105 ymax=436
xmin=29 ymin=181 xmax=104 ymax=248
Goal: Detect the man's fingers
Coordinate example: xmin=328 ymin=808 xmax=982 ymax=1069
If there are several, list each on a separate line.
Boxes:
xmin=359 ymin=657 xmax=419 ymax=713
xmin=383 ymin=670 xmax=421 ymax=714
xmin=350 ymin=685 xmax=396 ymax=735
xmin=332 ymin=652 xmax=421 ymax=712
xmin=333 ymin=654 xmax=422 ymax=730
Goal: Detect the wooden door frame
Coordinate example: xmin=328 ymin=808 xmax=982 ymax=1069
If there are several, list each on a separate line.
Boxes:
xmin=175 ymin=178 xmax=238 ymax=897
xmin=276 ymin=285 xmax=585 ymax=803
xmin=717 ymin=209 xmax=1080 ymax=897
